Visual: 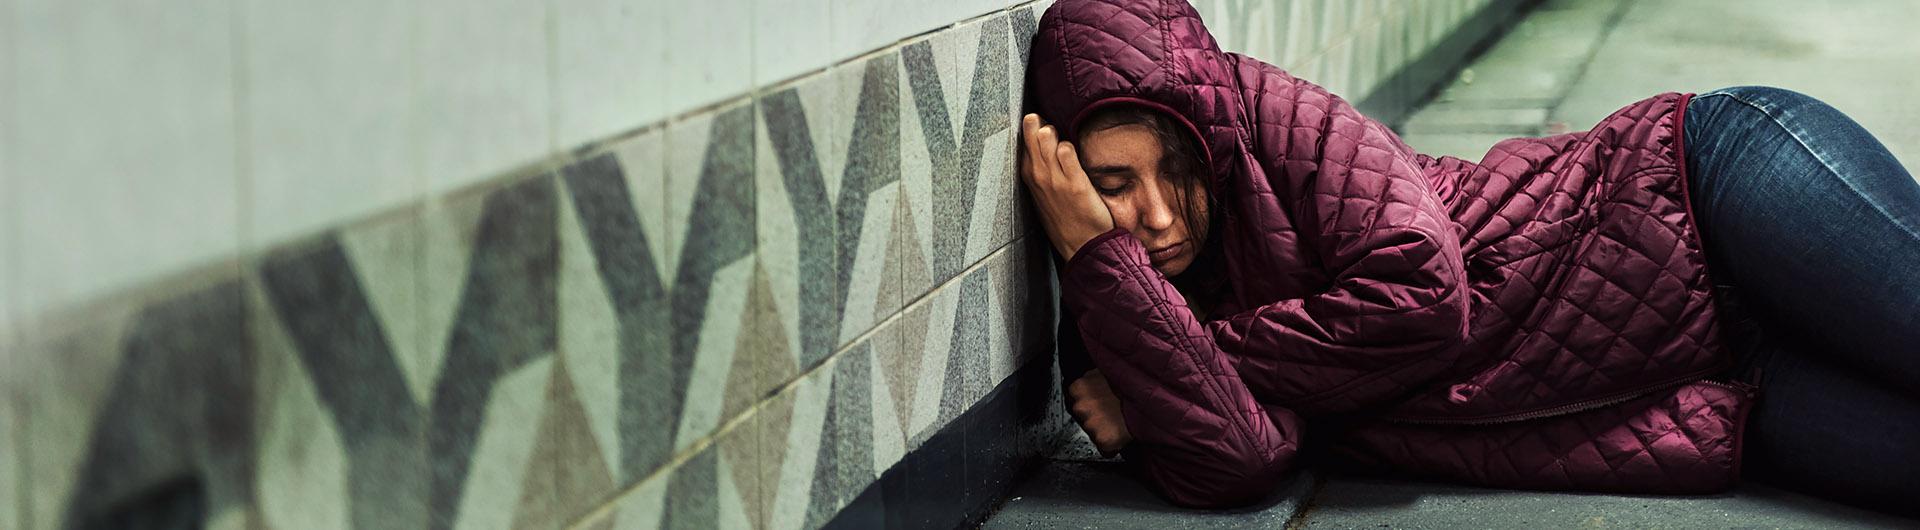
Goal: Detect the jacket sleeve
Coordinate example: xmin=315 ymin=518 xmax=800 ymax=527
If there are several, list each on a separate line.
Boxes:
xmin=1198 ymin=61 xmax=1472 ymax=415
xmin=1060 ymin=228 xmax=1304 ymax=509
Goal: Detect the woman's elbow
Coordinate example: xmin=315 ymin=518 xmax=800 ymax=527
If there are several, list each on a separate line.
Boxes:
xmin=1143 ymin=438 xmax=1300 ymax=509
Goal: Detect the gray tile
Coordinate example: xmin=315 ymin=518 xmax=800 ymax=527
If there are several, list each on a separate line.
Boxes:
xmin=560 ymin=145 xmax=677 ymax=486
xmin=1302 ymin=478 xmax=1916 ymax=529
xmin=248 ymin=276 xmax=355 ymax=530
xmin=758 ymin=78 xmax=844 ymax=374
xmin=983 ymin=463 xmax=1317 ymax=529
xmin=834 ymin=53 xmax=904 ymax=348
xmin=900 ymin=13 xmax=1014 ymax=297
xmin=51 ymin=282 xmax=260 ymax=528
xmin=939 ymin=265 xmax=994 ymax=424
xmin=804 ymin=341 xmax=876 ymax=529
xmin=507 ymin=357 xmax=616 ymax=529
xmin=258 ymin=239 xmax=431 ymax=529
xmin=0 ymin=397 xmax=19 ymax=530
xmin=422 ymin=176 xmax=559 ymax=529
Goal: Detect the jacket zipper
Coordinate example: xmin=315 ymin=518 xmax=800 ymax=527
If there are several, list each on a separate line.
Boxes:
xmin=1381 ymin=366 xmax=1748 ymax=426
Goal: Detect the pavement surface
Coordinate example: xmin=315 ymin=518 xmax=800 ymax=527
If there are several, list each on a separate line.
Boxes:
xmin=1400 ymin=0 xmax=1920 ymax=169
xmin=985 ymin=0 xmax=1920 ymax=527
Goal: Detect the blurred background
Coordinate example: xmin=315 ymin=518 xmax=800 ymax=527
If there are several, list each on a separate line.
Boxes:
xmin=3 ymin=1 xmax=1916 ymax=529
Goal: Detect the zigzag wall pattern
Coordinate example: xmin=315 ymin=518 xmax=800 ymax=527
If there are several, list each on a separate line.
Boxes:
xmin=3 ymin=5 xmax=1062 ymax=530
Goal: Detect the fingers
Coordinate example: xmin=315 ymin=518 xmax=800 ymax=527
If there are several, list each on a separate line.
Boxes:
xmin=1055 ymin=140 xmax=1087 ymax=181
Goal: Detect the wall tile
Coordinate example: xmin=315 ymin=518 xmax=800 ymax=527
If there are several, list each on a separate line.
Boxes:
xmin=899 ymin=14 xmax=1014 ymax=304
xmin=20 ymin=282 xmax=256 ymax=529
xmin=556 ymin=135 xmax=665 ymax=486
xmin=1 ymin=0 xmax=14 ymax=349
xmin=247 ymin=277 xmax=354 ymax=530
xmin=662 ymin=101 xmax=757 ymax=465
xmin=257 ymin=237 xmax=432 ymax=529
xmin=244 ymin=0 xmax=421 ymax=249
xmin=416 ymin=0 xmax=552 ymax=197
xmin=1 ymin=392 xmax=22 ymax=530
xmin=665 ymin=0 xmax=752 ymax=116
xmin=834 ymin=0 xmax=1004 ymax=62
xmin=755 ymin=0 xmax=832 ymax=86
xmin=12 ymin=0 xmax=239 ymax=319
xmin=560 ymin=127 xmax=684 ymax=488
xmin=554 ymin=0 xmax=669 ymax=151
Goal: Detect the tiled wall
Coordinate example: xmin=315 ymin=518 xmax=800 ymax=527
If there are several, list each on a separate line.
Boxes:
xmin=2 ymin=1 xmax=1529 ymax=529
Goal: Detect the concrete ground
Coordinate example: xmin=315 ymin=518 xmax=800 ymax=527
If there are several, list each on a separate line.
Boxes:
xmin=986 ymin=0 xmax=1920 ymax=527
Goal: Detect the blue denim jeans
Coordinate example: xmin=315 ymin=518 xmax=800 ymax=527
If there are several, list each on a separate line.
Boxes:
xmin=1685 ymin=86 xmax=1920 ymax=516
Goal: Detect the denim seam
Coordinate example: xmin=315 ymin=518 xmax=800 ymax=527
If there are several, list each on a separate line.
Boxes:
xmin=1696 ymin=90 xmax=1920 ymax=245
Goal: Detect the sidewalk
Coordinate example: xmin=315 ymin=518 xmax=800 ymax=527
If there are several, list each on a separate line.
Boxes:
xmin=1400 ymin=0 xmax=1920 ymax=167
xmin=985 ymin=0 xmax=1920 ymax=527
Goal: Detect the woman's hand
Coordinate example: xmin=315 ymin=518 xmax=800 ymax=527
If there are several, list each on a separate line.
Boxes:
xmin=1020 ymin=113 xmax=1116 ymax=261
xmin=1067 ymin=369 xmax=1132 ymax=457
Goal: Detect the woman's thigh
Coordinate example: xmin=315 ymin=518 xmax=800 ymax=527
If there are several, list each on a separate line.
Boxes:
xmin=1684 ymin=85 xmax=1920 ymax=389
xmin=1743 ymin=333 xmax=1920 ymax=517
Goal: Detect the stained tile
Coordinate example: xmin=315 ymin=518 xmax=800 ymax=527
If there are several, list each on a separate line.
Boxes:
xmin=554 ymin=0 xmax=668 ymax=151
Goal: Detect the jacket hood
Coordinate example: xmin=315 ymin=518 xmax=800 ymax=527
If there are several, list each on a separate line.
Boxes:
xmin=1027 ymin=0 xmax=1243 ymax=181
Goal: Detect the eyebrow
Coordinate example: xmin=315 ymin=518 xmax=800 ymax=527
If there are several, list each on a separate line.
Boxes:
xmin=1085 ymin=165 xmax=1136 ymax=176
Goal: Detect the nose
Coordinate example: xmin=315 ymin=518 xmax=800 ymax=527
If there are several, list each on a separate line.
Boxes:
xmin=1141 ymin=179 xmax=1177 ymax=232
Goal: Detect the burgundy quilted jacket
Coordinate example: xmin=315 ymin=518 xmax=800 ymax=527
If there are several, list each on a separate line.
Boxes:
xmin=1031 ymin=0 xmax=1757 ymax=508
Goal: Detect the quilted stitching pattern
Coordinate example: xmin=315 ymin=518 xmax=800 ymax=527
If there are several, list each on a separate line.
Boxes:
xmin=1031 ymin=0 xmax=1746 ymax=502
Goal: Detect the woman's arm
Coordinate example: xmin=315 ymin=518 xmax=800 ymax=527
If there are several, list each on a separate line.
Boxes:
xmin=1187 ymin=60 xmax=1471 ymax=415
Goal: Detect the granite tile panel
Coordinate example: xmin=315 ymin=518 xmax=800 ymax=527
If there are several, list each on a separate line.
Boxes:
xmin=259 ymin=238 xmax=430 ymax=530
xmin=37 ymin=282 xmax=257 ymax=529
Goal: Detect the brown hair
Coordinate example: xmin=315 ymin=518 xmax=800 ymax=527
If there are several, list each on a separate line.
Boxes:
xmin=1082 ymin=105 xmax=1213 ymax=274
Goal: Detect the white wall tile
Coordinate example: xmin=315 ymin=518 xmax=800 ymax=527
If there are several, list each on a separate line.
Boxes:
xmin=244 ymin=0 xmax=421 ymax=249
xmin=2 ymin=0 xmax=14 ymax=341
xmin=755 ymin=0 xmax=831 ymax=86
xmin=554 ymin=0 xmax=667 ymax=151
xmin=11 ymin=0 xmax=240 ymax=318
xmin=834 ymin=0 xmax=1004 ymax=62
xmin=416 ymin=0 xmax=551 ymax=196
xmin=665 ymin=0 xmax=751 ymax=116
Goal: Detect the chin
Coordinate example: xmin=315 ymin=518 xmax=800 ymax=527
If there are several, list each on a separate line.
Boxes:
xmin=1156 ymin=254 xmax=1195 ymax=276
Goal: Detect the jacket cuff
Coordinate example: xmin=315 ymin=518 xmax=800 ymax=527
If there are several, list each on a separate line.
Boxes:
xmin=1061 ymin=227 xmax=1136 ymax=281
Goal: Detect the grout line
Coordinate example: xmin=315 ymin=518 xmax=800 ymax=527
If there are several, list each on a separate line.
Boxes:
xmin=562 ymin=235 xmax=1032 ymax=530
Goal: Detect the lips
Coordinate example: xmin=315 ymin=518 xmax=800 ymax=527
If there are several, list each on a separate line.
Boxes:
xmin=1147 ymin=241 xmax=1186 ymax=263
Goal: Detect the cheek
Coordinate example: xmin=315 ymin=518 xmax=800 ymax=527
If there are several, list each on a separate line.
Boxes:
xmin=1100 ymin=196 xmax=1137 ymax=229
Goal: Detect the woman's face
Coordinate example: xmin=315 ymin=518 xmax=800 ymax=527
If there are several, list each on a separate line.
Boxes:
xmin=1078 ymin=124 xmax=1209 ymax=276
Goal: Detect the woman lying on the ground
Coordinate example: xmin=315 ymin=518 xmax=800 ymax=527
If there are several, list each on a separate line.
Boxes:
xmin=1021 ymin=0 xmax=1920 ymax=517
